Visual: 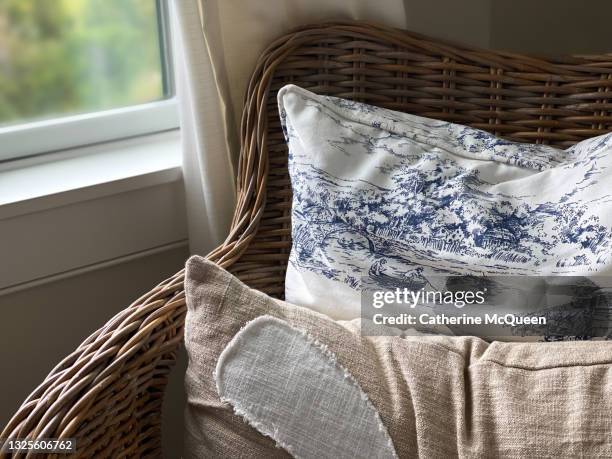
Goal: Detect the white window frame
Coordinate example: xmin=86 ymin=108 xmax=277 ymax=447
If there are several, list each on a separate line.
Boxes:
xmin=0 ymin=100 xmax=179 ymax=161
xmin=0 ymin=0 xmax=177 ymax=163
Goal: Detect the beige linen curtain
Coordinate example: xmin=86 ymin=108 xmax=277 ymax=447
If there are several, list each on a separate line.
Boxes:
xmin=171 ymin=0 xmax=491 ymax=254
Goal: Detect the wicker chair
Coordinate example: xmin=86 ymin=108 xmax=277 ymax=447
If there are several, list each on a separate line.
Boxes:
xmin=3 ymin=21 xmax=612 ymax=458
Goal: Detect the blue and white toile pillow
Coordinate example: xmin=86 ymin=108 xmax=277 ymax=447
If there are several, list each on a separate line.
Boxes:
xmin=278 ymin=84 xmax=612 ymax=337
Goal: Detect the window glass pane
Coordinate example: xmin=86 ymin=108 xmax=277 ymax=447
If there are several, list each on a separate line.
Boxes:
xmin=0 ymin=0 xmax=167 ymax=127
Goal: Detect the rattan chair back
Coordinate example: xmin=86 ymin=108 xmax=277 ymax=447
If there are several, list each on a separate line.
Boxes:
xmin=222 ymin=21 xmax=612 ymax=298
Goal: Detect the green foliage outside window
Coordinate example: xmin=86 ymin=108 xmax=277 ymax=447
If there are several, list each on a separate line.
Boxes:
xmin=0 ymin=0 xmax=165 ymax=126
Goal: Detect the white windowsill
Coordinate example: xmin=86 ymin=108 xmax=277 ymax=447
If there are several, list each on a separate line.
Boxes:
xmin=0 ymin=130 xmax=188 ymax=293
xmin=0 ymin=130 xmax=183 ymax=220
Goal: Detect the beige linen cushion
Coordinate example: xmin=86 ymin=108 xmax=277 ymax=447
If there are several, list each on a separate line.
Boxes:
xmin=184 ymin=255 xmax=612 ymax=459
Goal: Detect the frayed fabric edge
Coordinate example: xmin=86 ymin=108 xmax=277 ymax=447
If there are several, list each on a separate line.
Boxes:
xmin=214 ymin=315 xmax=399 ymax=459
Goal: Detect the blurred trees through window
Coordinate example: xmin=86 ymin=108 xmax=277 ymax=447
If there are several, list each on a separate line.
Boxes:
xmin=0 ymin=0 xmax=165 ymax=126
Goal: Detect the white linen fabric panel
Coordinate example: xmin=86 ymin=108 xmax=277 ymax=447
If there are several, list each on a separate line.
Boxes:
xmin=279 ymin=84 xmax=612 ymax=320
xmin=215 ymin=316 xmax=398 ymax=459
xmin=171 ymin=0 xmax=236 ymax=254
xmin=170 ymin=0 xmax=493 ymax=254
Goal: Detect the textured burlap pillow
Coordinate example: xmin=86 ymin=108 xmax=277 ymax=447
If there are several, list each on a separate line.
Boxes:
xmin=184 ymin=256 xmax=612 ymax=458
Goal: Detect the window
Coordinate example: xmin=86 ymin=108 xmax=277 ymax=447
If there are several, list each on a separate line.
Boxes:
xmin=0 ymin=0 xmax=177 ymax=162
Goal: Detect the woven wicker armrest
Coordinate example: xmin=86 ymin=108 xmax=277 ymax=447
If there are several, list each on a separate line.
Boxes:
xmin=0 ymin=270 xmax=186 ymax=458
xmin=0 ymin=236 xmax=262 ymax=458
xmin=0 ymin=245 xmax=253 ymax=458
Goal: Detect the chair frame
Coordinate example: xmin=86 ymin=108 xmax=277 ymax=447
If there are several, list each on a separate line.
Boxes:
xmin=3 ymin=21 xmax=612 ymax=458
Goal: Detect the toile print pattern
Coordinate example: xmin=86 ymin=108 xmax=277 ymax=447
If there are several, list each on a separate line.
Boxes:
xmin=279 ymin=85 xmax=612 ymax=338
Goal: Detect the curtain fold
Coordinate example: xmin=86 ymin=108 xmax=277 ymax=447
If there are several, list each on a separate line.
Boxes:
xmin=171 ymin=0 xmax=490 ymax=254
xmin=171 ymin=0 xmax=237 ymax=255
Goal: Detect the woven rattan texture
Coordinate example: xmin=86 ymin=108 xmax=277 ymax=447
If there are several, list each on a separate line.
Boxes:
xmin=2 ymin=22 xmax=611 ymax=458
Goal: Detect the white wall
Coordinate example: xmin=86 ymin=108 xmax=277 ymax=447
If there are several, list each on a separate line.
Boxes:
xmin=490 ymin=1 xmax=612 ymax=55
xmin=401 ymin=0 xmax=612 ymax=56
